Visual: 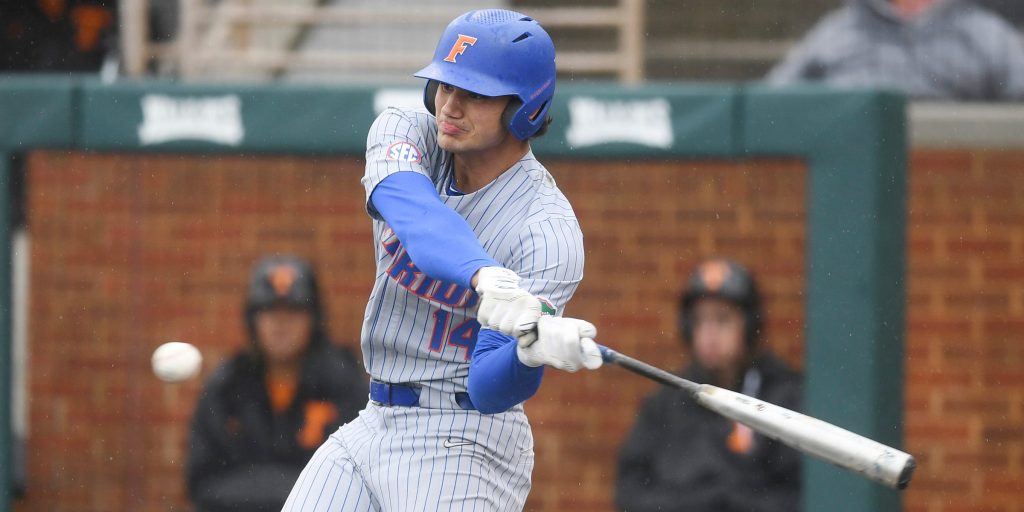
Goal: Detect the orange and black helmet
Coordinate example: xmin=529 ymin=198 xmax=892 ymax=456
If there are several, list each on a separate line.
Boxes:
xmin=246 ymin=255 xmax=319 ymax=311
xmin=244 ymin=255 xmax=327 ymax=348
xmin=679 ymin=259 xmax=763 ymax=348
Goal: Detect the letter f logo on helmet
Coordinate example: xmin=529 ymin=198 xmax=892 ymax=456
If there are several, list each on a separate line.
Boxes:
xmin=444 ymin=34 xmax=478 ymax=63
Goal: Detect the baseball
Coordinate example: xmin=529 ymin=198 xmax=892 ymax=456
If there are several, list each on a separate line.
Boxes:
xmin=151 ymin=341 xmax=203 ymax=383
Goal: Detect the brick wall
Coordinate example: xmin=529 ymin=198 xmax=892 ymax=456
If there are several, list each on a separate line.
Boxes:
xmin=903 ymin=151 xmax=1024 ymax=512
xmin=22 ymin=152 xmax=377 ymax=512
xmin=16 ymin=149 xmax=1023 ymax=511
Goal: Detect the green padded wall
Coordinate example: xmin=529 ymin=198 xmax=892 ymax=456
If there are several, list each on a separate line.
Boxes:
xmin=744 ymin=86 xmax=908 ymax=512
xmin=0 ymin=76 xmax=76 ymax=151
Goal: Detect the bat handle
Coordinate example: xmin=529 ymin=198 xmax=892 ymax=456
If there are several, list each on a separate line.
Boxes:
xmin=598 ymin=344 xmax=618 ymax=363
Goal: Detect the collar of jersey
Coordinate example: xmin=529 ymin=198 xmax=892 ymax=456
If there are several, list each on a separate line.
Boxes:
xmin=446 ymin=174 xmax=466 ymax=196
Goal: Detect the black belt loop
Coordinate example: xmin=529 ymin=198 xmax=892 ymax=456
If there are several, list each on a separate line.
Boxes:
xmin=454 ymin=392 xmax=476 ymax=411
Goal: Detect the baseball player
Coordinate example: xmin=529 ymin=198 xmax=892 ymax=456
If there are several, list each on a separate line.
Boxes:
xmin=283 ymin=9 xmax=600 ymax=511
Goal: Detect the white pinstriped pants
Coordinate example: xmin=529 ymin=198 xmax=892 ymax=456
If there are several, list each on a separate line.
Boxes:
xmin=282 ymin=401 xmax=534 ymax=512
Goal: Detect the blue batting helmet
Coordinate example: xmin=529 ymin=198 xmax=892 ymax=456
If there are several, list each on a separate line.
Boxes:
xmin=414 ymin=9 xmax=556 ymax=140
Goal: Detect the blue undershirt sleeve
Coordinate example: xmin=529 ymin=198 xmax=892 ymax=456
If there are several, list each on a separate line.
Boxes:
xmin=369 ymin=171 xmax=499 ymax=288
xmin=468 ymin=329 xmax=545 ymax=414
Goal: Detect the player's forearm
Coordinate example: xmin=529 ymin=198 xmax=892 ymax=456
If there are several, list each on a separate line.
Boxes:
xmin=370 ymin=172 xmax=498 ymax=288
xmin=467 ymin=329 xmax=544 ymax=414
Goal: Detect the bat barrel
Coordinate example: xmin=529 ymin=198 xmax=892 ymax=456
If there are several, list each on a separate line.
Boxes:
xmin=599 ymin=344 xmax=916 ymax=489
xmin=695 ymin=384 xmax=916 ymax=490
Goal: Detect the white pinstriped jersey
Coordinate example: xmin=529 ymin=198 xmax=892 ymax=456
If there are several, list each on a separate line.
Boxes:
xmin=359 ymin=107 xmax=584 ymax=397
xmin=283 ymin=106 xmax=579 ymax=512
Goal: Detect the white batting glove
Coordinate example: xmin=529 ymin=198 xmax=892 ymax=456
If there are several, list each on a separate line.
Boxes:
xmin=517 ymin=316 xmax=603 ymax=372
xmin=475 ymin=267 xmax=543 ymax=343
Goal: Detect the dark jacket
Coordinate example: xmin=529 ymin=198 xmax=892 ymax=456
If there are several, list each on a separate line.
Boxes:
xmin=0 ymin=0 xmax=117 ymax=72
xmin=186 ymin=343 xmax=368 ymax=512
xmin=615 ymin=353 xmax=802 ymax=512
xmin=767 ymin=0 xmax=1024 ymax=101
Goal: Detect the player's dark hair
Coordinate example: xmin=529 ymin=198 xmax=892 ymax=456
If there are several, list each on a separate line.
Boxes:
xmin=501 ymin=98 xmax=553 ymax=140
xmin=529 ymin=115 xmax=554 ymax=139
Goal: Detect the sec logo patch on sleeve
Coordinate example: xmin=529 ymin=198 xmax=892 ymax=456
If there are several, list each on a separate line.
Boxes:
xmin=386 ymin=141 xmax=422 ymax=163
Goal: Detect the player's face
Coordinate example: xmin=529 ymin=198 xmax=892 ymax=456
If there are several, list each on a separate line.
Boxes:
xmin=434 ymin=83 xmax=514 ymax=153
xmin=254 ymin=305 xmax=314 ymax=365
xmin=690 ymin=298 xmax=747 ymax=372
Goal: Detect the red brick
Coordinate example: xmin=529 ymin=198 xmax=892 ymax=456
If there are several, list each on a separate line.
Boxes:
xmin=944 ymin=449 xmax=1012 ymax=473
xmin=908 ymin=317 xmax=971 ymax=337
xmin=906 ymin=420 xmax=972 ymax=443
xmin=982 ymin=425 xmax=1024 ymax=443
xmin=907 ymin=474 xmax=972 ymax=494
xmin=984 ymin=211 xmax=1024 ymax=227
xmin=983 ymin=474 xmax=1024 ymax=495
xmin=983 ymin=369 xmax=1024 ymax=387
xmin=947 ymin=236 xmax=1012 ymax=256
xmin=940 ymin=505 xmax=1015 ymax=512
xmin=908 ymin=367 xmax=976 ymax=388
xmin=911 ymin=150 xmax=974 ymax=171
xmin=944 ymin=292 xmax=1010 ymax=311
xmin=942 ymin=392 xmax=1012 ymax=417
xmin=983 ymin=263 xmax=1024 ymax=282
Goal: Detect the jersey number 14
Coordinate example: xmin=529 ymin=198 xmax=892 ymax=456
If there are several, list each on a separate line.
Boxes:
xmin=428 ymin=309 xmax=479 ymax=361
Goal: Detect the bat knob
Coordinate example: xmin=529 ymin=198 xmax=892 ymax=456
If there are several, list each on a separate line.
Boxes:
xmin=597 ymin=344 xmax=617 ymax=363
xmin=897 ymin=456 xmax=916 ymax=490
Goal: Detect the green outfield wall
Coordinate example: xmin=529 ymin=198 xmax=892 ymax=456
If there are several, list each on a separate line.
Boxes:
xmin=0 ymin=76 xmax=907 ymax=512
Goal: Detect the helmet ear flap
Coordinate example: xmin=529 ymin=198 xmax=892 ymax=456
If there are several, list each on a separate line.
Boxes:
xmin=423 ymin=80 xmax=440 ymax=115
xmin=501 ymin=98 xmax=522 ymax=133
xmin=503 ymin=97 xmax=552 ymax=140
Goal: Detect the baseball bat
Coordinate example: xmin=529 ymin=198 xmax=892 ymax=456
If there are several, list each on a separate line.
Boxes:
xmin=598 ymin=345 xmax=916 ymax=490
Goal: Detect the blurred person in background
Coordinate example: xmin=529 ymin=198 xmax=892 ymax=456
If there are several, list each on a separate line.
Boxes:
xmin=0 ymin=0 xmax=117 ymax=71
xmin=767 ymin=0 xmax=1024 ymax=101
xmin=616 ymin=259 xmax=802 ymax=512
xmin=979 ymin=0 xmax=1024 ymax=26
xmin=187 ymin=255 xmax=367 ymax=512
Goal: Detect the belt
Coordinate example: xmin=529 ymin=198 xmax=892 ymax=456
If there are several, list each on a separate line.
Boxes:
xmin=369 ymin=380 xmax=476 ymax=411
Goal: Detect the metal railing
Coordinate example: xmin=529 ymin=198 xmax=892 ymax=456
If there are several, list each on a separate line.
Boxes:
xmin=121 ymin=0 xmax=647 ymax=83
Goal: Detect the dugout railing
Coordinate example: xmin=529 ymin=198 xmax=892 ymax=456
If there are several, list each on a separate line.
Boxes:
xmin=119 ymin=0 xmax=647 ymax=83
